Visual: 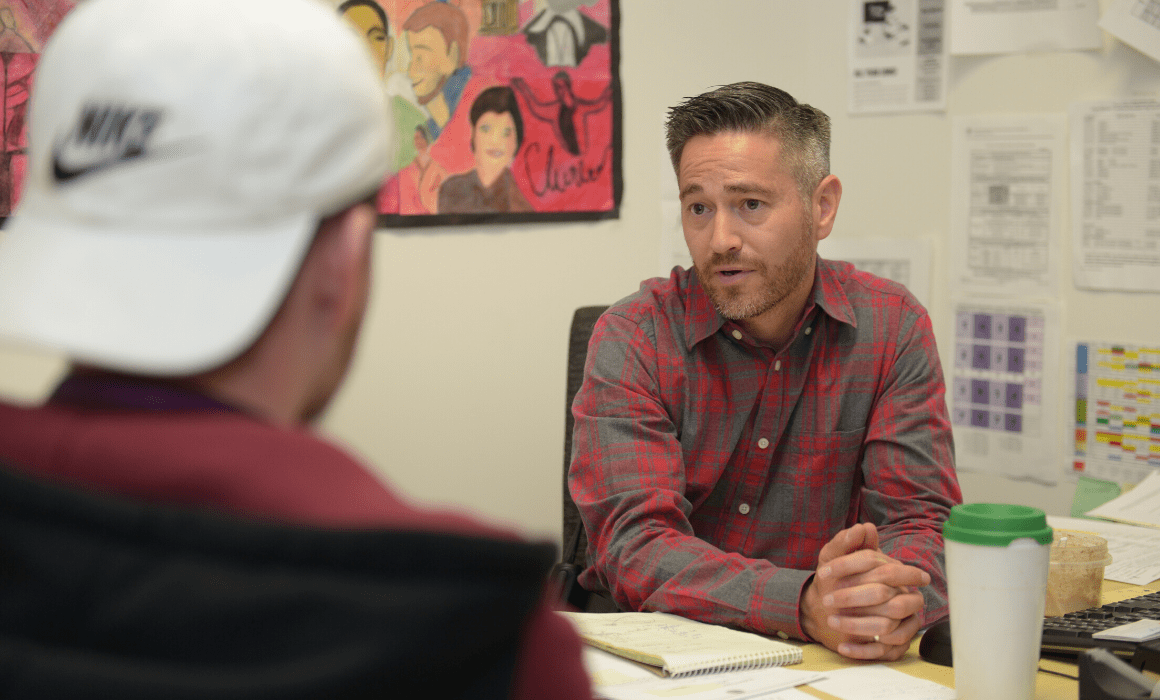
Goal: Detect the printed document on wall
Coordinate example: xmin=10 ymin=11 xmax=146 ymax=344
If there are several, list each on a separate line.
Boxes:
xmin=1072 ymin=341 xmax=1160 ymax=485
xmin=817 ymin=237 xmax=933 ymax=308
xmin=848 ymin=0 xmax=947 ymax=114
xmin=1071 ymin=99 xmax=1160 ymax=293
xmin=949 ymin=300 xmax=1061 ymax=484
xmin=1100 ymin=0 xmax=1160 ymax=64
xmin=948 ymin=0 xmax=1102 ymax=55
xmin=949 ymin=115 xmax=1063 ymax=298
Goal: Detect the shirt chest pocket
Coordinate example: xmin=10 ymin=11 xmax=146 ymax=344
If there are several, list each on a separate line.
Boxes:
xmin=759 ymin=428 xmax=867 ymax=556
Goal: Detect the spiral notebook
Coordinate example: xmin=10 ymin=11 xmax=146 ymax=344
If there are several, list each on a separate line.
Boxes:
xmin=561 ymin=611 xmax=802 ymax=678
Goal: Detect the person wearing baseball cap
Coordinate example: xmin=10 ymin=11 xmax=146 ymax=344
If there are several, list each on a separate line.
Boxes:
xmin=0 ymin=0 xmax=591 ymax=696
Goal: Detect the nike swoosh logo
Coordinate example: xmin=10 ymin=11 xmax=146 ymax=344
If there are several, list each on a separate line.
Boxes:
xmin=51 ymin=103 xmax=165 ymax=185
xmin=52 ymin=150 xmax=145 ymax=183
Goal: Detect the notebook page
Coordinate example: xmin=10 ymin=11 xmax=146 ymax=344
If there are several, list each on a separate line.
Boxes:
xmin=563 ymin=611 xmax=802 ymax=676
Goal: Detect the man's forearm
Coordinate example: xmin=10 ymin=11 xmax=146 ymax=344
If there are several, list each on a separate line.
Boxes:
xmin=583 ymin=513 xmax=815 ymax=638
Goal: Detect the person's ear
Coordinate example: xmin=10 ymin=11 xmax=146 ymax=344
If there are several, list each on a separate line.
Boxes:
xmin=306 ymin=202 xmax=376 ymax=328
xmin=812 ymin=174 xmax=842 ymax=242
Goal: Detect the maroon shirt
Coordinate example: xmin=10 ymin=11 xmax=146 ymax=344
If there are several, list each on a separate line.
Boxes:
xmin=0 ymin=372 xmax=592 ymax=700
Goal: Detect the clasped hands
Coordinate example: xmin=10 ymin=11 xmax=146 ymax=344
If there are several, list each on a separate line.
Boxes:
xmin=800 ymin=523 xmax=929 ymax=661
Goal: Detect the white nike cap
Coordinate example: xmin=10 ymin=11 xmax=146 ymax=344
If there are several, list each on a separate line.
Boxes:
xmin=0 ymin=0 xmax=394 ymax=375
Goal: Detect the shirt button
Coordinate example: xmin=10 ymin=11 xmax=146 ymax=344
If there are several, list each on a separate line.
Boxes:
xmin=758 ymin=438 xmax=770 ymax=449
xmin=777 ymin=631 xmax=790 ymax=640
xmin=774 ymin=360 xmax=781 ymax=371
xmin=805 ymin=327 xmax=812 ymax=335
xmin=738 ymin=503 xmax=751 ymax=515
xmin=731 ymin=330 xmax=743 ymax=340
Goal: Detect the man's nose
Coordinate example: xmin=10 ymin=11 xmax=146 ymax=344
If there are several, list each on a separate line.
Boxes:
xmin=708 ymin=211 xmax=743 ymax=254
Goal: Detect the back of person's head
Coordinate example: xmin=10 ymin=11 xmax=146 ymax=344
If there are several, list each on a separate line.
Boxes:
xmin=0 ymin=0 xmax=393 ymax=376
xmin=664 ymin=81 xmax=830 ymax=202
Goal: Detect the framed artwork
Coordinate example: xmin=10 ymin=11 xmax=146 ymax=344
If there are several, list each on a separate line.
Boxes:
xmin=0 ymin=0 xmax=74 ymax=217
xmin=342 ymin=0 xmax=622 ymax=227
xmin=0 ymin=0 xmax=621 ymax=227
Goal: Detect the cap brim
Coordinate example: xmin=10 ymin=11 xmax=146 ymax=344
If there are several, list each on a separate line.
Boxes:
xmin=0 ymin=213 xmax=317 ymax=375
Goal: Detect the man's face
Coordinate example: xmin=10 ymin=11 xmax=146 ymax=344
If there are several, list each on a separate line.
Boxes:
xmin=678 ymin=130 xmax=819 ymax=324
xmin=342 ymin=5 xmax=391 ymax=77
xmin=473 ymin=110 xmax=517 ymax=168
xmin=406 ymin=25 xmax=456 ymax=101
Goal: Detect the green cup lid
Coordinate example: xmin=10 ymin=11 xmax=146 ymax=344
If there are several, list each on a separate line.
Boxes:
xmin=942 ymin=503 xmax=1053 ymax=547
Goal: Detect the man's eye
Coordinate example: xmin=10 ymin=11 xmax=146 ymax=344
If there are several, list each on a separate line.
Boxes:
xmin=689 ymin=203 xmax=707 ymax=215
xmin=743 ymin=199 xmax=762 ymax=211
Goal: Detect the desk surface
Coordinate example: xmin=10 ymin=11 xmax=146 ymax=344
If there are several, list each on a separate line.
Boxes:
xmin=791 ymin=579 xmax=1159 ymax=700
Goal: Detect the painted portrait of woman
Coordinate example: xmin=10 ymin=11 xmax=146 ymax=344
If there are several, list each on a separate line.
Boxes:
xmin=437 ymin=84 xmax=533 ymax=214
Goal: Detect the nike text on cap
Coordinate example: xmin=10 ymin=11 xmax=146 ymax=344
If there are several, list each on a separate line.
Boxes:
xmin=0 ymin=0 xmax=395 ymax=375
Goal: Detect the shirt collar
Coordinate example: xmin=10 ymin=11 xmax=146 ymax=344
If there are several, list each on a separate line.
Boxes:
xmin=49 ymin=371 xmax=242 ymax=414
xmin=442 ymin=65 xmax=472 ymax=116
xmin=424 ymin=66 xmax=473 ymax=140
xmin=811 ymin=257 xmax=858 ymax=328
xmin=683 ymin=269 xmax=726 ymax=348
xmin=684 ymin=256 xmax=858 ymax=349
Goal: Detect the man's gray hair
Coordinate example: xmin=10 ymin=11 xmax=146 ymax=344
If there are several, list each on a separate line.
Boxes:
xmin=665 ymin=81 xmax=831 ymax=201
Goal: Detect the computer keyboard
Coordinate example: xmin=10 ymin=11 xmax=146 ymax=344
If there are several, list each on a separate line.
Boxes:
xmin=1041 ymin=591 xmax=1160 ymax=659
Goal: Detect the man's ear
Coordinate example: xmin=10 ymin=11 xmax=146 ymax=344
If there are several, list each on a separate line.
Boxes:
xmin=305 ymin=203 xmax=376 ymax=328
xmin=812 ymin=174 xmax=842 ymax=242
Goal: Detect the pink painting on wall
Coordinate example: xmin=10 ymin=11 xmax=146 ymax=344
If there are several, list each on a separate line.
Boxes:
xmin=2 ymin=0 xmax=621 ymax=226
xmin=342 ymin=0 xmax=622 ymax=227
xmin=1 ymin=0 xmax=74 ymax=216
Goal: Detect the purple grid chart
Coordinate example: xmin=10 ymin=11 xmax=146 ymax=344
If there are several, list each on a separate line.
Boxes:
xmin=952 ymin=309 xmax=1044 ymax=435
xmin=1133 ymin=0 xmax=1160 ymax=28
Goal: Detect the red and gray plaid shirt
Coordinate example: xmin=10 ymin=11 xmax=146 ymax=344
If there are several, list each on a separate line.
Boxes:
xmin=570 ymin=258 xmax=961 ymax=640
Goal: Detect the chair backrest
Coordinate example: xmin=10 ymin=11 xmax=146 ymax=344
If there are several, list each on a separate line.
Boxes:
xmin=556 ymin=306 xmax=608 ymax=607
xmin=0 ymin=462 xmax=555 ymax=700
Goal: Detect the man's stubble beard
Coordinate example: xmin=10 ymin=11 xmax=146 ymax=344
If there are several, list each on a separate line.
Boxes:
xmin=695 ymin=214 xmax=817 ymax=322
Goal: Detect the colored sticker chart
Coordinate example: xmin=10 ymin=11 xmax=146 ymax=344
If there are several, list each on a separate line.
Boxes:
xmin=1073 ymin=342 xmax=1160 ymax=485
xmin=949 ymin=301 xmax=1059 ymax=483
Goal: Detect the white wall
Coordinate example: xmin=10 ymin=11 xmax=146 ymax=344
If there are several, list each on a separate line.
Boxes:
xmin=2 ymin=0 xmax=1157 ymax=543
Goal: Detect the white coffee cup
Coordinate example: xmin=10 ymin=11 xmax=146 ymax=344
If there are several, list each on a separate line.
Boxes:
xmin=943 ymin=503 xmax=1053 ymax=700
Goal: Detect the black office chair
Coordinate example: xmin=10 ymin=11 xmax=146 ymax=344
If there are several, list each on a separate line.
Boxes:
xmin=551 ymin=305 xmax=615 ymax=613
xmin=0 ymin=461 xmax=555 ymax=699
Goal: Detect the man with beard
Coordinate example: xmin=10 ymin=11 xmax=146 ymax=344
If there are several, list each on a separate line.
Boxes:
xmin=568 ymin=82 xmax=961 ymax=662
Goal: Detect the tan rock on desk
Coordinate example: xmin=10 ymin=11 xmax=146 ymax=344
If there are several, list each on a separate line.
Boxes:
xmin=1045 ymin=530 xmax=1112 ymax=617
